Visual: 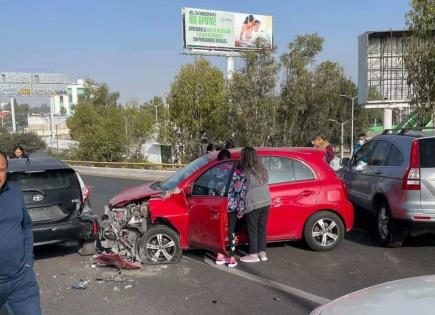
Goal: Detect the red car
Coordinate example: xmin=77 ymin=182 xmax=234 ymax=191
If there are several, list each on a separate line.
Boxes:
xmin=98 ymin=148 xmax=353 ymax=265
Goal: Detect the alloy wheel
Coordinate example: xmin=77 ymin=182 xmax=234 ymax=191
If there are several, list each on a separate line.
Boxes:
xmin=145 ymin=233 xmax=176 ymax=263
xmin=311 ymin=218 xmax=339 ymax=247
xmin=377 ymin=206 xmax=389 ymax=241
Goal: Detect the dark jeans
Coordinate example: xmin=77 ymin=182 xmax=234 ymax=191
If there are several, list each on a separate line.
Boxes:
xmin=227 ymin=211 xmax=238 ymax=258
xmin=0 ymin=267 xmax=42 ymax=315
xmin=246 ymin=206 xmax=270 ymax=255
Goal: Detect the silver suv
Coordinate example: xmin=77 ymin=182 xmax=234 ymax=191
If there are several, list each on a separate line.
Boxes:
xmin=342 ymin=128 xmax=435 ymax=247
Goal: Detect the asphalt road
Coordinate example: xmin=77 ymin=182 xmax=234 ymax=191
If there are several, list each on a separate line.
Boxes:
xmin=31 ymin=175 xmax=435 ymax=315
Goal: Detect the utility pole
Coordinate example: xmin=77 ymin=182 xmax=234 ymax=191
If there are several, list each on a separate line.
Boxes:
xmin=10 ymin=97 xmax=16 ymax=132
xmin=340 ymin=95 xmax=357 ymax=156
xmin=329 ymin=119 xmax=351 ymax=159
xmin=145 ymin=101 xmax=161 ymax=124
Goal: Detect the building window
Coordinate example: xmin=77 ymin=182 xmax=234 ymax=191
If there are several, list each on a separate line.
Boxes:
xmin=68 ymin=93 xmax=73 ymax=103
xmin=59 ymin=95 xmax=63 ymax=103
xmin=1 ymin=74 xmax=5 ymax=82
xmin=34 ymin=75 xmax=39 ymax=84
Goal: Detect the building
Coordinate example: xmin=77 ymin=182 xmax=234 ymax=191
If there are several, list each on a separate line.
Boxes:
xmin=50 ymin=79 xmax=86 ymax=116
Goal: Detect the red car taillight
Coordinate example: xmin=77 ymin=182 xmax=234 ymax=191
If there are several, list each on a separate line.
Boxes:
xmin=402 ymin=140 xmax=420 ymax=190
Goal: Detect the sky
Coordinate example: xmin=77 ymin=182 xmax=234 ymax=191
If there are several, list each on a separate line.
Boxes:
xmin=0 ymin=0 xmax=410 ymax=106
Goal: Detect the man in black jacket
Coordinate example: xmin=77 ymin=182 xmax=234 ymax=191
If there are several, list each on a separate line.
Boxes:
xmin=0 ymin=151 xmax=42 ymax=315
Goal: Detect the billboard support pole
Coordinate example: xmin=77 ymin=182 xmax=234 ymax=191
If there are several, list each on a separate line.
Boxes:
xmin=383 ymin=108 xmax=393 ymax=130
xmin=226 ymin=56 xmax=235 ymax=80
xmin=49 ymin=96 xmax=55 ymax=140
xmin=10 ymin=97 xmax=16 ymax=133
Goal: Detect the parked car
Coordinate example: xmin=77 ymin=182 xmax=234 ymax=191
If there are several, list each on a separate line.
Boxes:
xmin=98 ymin=147 xmax=353 ymax=265
xmin=310 ymin=275 xmax=435 ymax=315
xmin=7 ymin=157 xmax=98 ymax=255
xmin=342 ymin=128 xmax=435 ymax=246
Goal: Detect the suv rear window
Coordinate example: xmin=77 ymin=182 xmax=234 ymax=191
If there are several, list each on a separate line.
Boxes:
xmin=9 ymin=170 xmax=80 ymax=191
xmin=420 ymin=138 xmax=435 ymax=168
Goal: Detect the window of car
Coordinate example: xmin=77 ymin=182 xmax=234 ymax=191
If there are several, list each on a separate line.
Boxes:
xmin=386 ymin=144 xmax=404 ymax=166
xmin=192 ymin=161 xmax=235 ymax=196
xmin=160 ymin=156 xmax=210 ymax=191
xmin=352 ymin=141 xmax=376 ymax=166
xmin=419 ymin=138 xmax=435 ymax=168
xmin=369 ymin=141 xmax=392 ymax=166
xmin=259 ymin=156 xmax=314 ymax=184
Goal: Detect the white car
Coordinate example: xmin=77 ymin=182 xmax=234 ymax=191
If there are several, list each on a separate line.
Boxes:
xmin=310 ymin=275 xmax=435 ymax=315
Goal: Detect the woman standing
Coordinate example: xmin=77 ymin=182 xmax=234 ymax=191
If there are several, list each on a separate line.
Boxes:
xmin=238 ymin=147 xmax=271 ymax=263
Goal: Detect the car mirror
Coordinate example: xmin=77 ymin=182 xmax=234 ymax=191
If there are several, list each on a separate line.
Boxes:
xmin=341 ymin=158 xmax=350 ymax=168
xmin=184 ymin=185 xmax=192 ymax=197
xmin=354 ymin=160 xmax=367 ymax=172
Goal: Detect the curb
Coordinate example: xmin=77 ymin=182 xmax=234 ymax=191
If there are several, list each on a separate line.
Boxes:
xmin=71 ymin=165 xmax=176 ymax=181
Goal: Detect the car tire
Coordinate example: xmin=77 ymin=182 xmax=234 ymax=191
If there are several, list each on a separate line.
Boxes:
xmin=77 ymin=240 xmax=96 ymax=256
xmin=304 ymin=211 xmax=345 ymax=251
xmin=137 ymin=225 xmax=182 ymax=265
xmin=375 ymin=202 xmax=404 ymax=247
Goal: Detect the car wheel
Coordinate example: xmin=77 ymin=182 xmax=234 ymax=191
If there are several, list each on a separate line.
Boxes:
xmin=304 ymin=211 xmax=344 ymax=251
xmin=376 ymin=202 xmax=404 ymax=247
xmin=137 ymin=225 xmax=182 ymax=265
xmin=77 ymin=240 xmax=96 ymax=256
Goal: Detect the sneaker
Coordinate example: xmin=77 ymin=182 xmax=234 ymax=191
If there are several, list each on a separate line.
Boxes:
xmin=258 ymin=251 xmax=268 ymax=262
xmin=215 ymin=253 xmax=227 ymax=265
xmin=227 ymin=257 xmax=238 ymax=268
xmin=240 ymin=254 xmax=260 ymax=263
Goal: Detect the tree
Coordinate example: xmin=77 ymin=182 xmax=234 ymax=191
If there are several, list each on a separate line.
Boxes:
xmin=0 ymin=131 xmax=46 ymax=156
xmin=67 ymin=80 xmax=127 ymax=161
xmin=227 ymin=39 xmax=281 ymax=147
xmin=405 ymin=0 xmax=435 ymax=125
xmin=161 ymin=59 xmax=228 ymax=162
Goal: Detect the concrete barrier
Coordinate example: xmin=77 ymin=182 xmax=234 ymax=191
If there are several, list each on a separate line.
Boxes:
xmin=71 ymin=165 xmax=176 ymax=181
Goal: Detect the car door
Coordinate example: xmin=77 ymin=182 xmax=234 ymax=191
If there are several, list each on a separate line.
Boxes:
xmin=187 ymin=161 xmax=235 ymax=253
xmin=343 ymin=141 xmax=377 ymax=209
xmin=261 ymin=156 xmax=319 ymax=240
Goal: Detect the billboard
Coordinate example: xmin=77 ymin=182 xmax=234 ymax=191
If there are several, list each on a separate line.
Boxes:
xmin=0 ymin=72 xmax=68 ymax=97
xmin=358 ymin=31 xmax=411 ymax=107
xmin=182 ymin=8 xmax=273 ymax=51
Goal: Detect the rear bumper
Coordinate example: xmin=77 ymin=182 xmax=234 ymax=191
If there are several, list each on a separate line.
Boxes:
xmin=33 ymin=219 xmax=81 ymax=246
xmin=33 ymin=209 xmax=99 ymax=246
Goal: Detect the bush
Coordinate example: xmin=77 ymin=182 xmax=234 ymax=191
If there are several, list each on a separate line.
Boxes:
xmin=0 ymin=131 xmax=46 ymax=156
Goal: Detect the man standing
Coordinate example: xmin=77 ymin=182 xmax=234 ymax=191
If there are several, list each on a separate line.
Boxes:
xmin=352 ymin=133 xmax=368 ymax=157
xmin=0 ymin=151 xmax=42 ymax=314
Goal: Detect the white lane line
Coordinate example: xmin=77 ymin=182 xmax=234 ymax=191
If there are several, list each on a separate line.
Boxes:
xmin=183 ymin=255 xmax=331 ymax=306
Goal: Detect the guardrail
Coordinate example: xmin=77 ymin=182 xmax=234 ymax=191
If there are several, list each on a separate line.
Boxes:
xmin=62 ymin=160 xmax=186 ymax=170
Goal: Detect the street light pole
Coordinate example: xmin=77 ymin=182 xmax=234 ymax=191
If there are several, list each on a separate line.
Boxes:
xmin=144 ymin=101 xmax=161 ymax=124
xmin=329 ymin=119 xmax=351 ymax=160
xmin=340 ymin=95 xmax=357 ymax=156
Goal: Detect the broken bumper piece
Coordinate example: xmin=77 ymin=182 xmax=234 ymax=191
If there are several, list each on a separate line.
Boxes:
xmin=93 ymin=253 xmax=141 ymax=270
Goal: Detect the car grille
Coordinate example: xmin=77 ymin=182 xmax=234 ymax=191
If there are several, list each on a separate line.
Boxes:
xmin=28 ymin=205 xmax=69 ymax=222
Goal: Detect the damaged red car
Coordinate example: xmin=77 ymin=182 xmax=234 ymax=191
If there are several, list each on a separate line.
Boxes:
xmin=97 ymin=148 xmax=354 ymax=265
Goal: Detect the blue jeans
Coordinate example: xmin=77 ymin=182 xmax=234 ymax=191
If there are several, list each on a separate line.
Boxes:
xmin=0 ymin=267 xmax=42 ymax=315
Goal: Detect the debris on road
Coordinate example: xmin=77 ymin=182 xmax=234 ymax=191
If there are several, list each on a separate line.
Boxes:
xmin=93 ymin=253 xmax=141 ymax=270
xmin=124 ymin=285 xmax=133 ymax=290
xmin=273 ymin=297 xmax=281 ymax=301
xmin=113 ymin=286 xmax=120 ymax=292
xmin=72 ymin=280 xmax=89 ymax=290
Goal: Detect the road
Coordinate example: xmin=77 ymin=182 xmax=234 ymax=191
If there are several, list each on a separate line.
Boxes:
xmin=32 ymin=175 xmax=435 ymax=315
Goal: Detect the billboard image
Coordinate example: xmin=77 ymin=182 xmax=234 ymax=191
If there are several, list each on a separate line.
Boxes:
xmin=182 ymin=8 xmax=273 ymax=51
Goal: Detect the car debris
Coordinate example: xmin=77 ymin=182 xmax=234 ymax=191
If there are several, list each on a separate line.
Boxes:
xmin=124 ymin=285 xmax=133 ymax=290
xmin=113 ymin=287 xmax=120 ymax=292
xmin=93 ymin=203 xmax=148 ymax=269
xmin=72 ymin=280 xmax=89 ymax=290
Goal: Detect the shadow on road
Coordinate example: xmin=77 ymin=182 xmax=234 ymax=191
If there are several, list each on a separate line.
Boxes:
xmin=34 ymin=244 xmax=78 ymax=260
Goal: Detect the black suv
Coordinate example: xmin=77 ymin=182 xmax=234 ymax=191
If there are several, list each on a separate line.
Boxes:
xmin=7 ymin=157 xmax=98 ymax=254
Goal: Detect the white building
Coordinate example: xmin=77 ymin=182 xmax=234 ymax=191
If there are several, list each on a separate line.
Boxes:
xmin=50 ymin=79 xmax=86 ymax=116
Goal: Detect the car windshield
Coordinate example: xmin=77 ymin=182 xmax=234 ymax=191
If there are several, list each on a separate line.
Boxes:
xmin=160 ymin=156 xmax=210 ymax=191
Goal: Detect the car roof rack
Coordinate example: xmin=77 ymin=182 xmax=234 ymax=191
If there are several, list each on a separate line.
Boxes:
xmin=398 ymin=127 xmax=435 ymax=135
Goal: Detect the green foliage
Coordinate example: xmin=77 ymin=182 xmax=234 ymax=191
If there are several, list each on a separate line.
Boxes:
xmin=161 ymin=58 xmax=228 ymax=162
xmin=227 ymin=39 xmax=280 ymax=146
xmin=67 ymin=80 xmax=127 ymax=161
xmin=0 ymin=131 xmax=46 ymax=156
xmin=405 ymin=0 xmax=435 ymax=124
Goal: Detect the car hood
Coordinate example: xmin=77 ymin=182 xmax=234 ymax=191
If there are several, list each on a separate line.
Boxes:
xmin=312 ymin=275 xmax=435 ymax=315
xmin=109 ymin=182 xmax=161 ymax=207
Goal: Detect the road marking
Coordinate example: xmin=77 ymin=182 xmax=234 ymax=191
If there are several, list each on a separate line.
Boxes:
xmin=183 ymin=254 xmax=331 ymax=306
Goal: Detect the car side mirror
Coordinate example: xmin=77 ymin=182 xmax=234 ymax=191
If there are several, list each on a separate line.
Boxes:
xmin=341 ymin=158 xmax=350 ymax=168
xmin=184 ymin=185 xmax=192 ymax=197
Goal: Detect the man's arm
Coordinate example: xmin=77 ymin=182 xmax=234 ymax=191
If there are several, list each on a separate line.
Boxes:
xmin=22 ymin=200 xmax=34 ymax=266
